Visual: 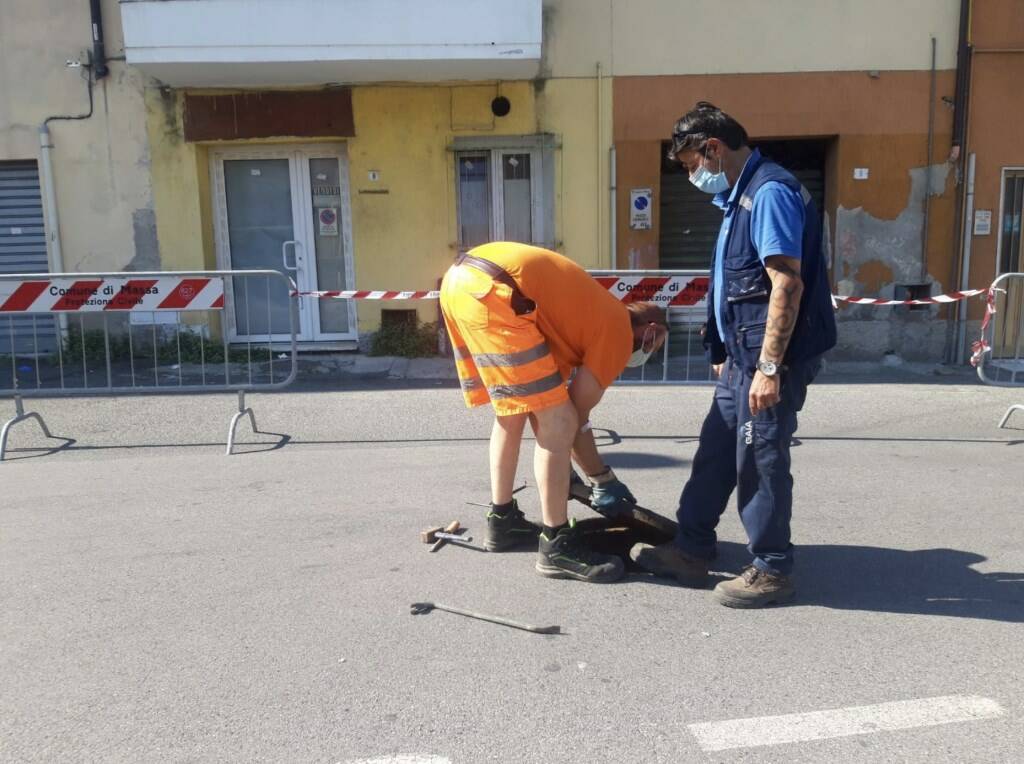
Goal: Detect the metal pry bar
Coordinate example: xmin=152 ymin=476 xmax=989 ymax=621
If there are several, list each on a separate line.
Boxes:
xmin=410 ymin=601 xmax=562 ymax=635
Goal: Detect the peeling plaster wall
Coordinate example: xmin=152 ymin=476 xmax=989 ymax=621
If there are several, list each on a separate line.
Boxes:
xmin=834 ymin=162 xmax=953 ymax=361
xmin=0 ymin=0 xmax=157 ymax=273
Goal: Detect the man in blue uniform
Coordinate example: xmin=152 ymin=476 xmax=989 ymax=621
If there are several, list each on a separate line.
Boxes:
xmin=632 ymin=102 xmax=836 ymax=607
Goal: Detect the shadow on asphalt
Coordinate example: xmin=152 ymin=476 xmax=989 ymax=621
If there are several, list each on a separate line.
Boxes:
xmin=708 ymin=541 xmax=1024 ymax=623
xmin=4 ymin=431 xmax=1020 ymax=458
xmin=603 ymin=451 xmax=688 ymax=469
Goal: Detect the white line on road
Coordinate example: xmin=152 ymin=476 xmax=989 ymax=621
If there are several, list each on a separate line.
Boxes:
xmin=342 ymin=753 xmax=450 ymax=757
xmin=688 ymin=695 xmax=1005 ymax=752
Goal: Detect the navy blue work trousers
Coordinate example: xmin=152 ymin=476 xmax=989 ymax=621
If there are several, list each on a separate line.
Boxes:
xmin=675 ymin=356 xmax=821 ymax=575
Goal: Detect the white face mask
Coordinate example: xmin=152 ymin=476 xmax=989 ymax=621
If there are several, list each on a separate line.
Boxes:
xmin=625 ymin=326 xmax=657 ymax=368
xmin=689 ymin=147 xmax=730 ymax=195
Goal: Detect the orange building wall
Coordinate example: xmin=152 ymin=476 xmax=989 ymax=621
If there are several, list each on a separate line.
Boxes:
xmin=612 ymin=70 xmax=963 ymax=360
xmin=962 ymin=0 xmax=1024 ymax=319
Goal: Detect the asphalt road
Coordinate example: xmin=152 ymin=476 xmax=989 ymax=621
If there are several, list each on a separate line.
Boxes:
xmin=1 ymin=378 xmax=1022 ymax=763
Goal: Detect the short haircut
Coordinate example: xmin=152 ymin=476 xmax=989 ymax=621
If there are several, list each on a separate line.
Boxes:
xmin=625 ymin=301 xmax=667 ymax=328
xmin=668 ymin=101 xmax=749 ymax=160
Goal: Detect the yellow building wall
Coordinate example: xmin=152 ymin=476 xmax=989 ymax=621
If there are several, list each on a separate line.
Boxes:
xmin=2 ymin=0 xmax=153 ymax=273
xmin=145 ymin=78 xmax=606 ymax=336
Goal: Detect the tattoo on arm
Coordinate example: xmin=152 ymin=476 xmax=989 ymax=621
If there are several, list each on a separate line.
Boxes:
xmin=762 ymin=256 xmax=804 ymax=362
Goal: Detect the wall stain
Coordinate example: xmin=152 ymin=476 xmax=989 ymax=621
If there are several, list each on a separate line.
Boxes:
xmin=833 ymin=162 xmax=953 ymax=361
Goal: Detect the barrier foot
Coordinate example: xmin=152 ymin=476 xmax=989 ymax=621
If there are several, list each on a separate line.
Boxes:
xmin=226 ymin=390 xmax=258 ymax=456
xmin=997 ymin=404 xmax=1024 ymax=430
xmin=1 ymin=395 xmax=57 ymax=462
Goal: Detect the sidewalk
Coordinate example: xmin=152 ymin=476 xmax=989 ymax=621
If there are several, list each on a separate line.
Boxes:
xmin=295 ymin=352 xmax=982 ymax=385
xmin=298 ymin=353 xmax=458 ymax=382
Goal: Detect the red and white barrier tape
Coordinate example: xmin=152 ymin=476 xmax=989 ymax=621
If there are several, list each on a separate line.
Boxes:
xmin=296 ymin=282 xmax=986 ymax=308
xmin=293 ymin=275 xmax=712 ymax=307
xmin=291 ymin=289 xmax=440 ymax=300
xmin=832 ymin=288 xmax=986 ymax=306
xmin=970 ymin=287 xmax=1005 ymax=367
xmin=294 ymin=280 xmax=1002 ymax=367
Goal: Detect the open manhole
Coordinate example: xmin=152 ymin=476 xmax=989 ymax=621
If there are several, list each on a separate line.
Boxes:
xmin=573 ymin=505 xmax=677 ymax=570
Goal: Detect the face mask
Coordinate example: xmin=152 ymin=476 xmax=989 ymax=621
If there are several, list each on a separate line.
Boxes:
xmin=625 ymin=326 xmax=657 ymax=368
xmin=689 ymin=147 xmax=730 ymax=194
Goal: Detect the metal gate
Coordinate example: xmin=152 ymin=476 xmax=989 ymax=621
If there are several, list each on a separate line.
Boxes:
xmin=0 ymin=161 xmax=57 ymax=355
xmin=589 ymin=270 xmax=713 ymax=384
xmin=974 ymin=272 xmax=1024 ymax=428
xmin=1 ymin=269 xmax=298 ymax=459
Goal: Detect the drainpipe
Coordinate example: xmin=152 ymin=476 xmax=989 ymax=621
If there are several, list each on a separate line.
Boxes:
xmin=954 ymin=153 xmax=976 ymax=364
xmin=39 ymin=2 xmax=110 ymax=273
xmin=595 ymin=62 xmax=605 ymax=267
xmin=920 ymin=36 xmax=936 ymax=284
xmin=40 ymin=64 xmax=94 ymax=273
xmin=609 ymin=145 xmax=617 ymax=271
xmin=89 ymin=0 xmax=110 ymax=80
xmin=945 ymin=0 xmax=973 ymax=363
xmin=38 ymin=128 xmax=65 ymax=272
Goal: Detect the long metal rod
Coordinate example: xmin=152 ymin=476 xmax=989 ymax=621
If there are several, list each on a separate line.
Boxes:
xmin=8 ymin=316 xmax=16 ymax=393
xmin=152 ymin=320 xmax=158 ymax=388
xmin=103 ymin=312 xmax=112 ymax=389
xmin=410 ymin=601 xmax=561 ymax=635
xmin=32 ymin=315 xmax=40 ymax=388
xmin=128 ymin=318 xmax=136 ymax=388
xmin=78 ymin=314 xmax=87 ymax=389
xmin=56 ymin=314 xmax=64 ymax=389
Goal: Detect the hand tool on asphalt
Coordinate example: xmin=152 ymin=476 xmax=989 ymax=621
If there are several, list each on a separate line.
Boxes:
xmin=421 ymin=528 xmax=474 ymax=544
xmin=570 ymin=468 xmax=679 ymax=538
xmin=428 ymin=520 xmax=461 ymax=552
xmin=409 ymin=601 xmax=562 ymax=635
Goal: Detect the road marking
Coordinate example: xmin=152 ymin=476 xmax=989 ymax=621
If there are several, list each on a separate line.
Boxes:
xmin=688 ymin=695 xmax=1005 ymax=752
xmin=342 ymin=757 xmax=450 ymax=764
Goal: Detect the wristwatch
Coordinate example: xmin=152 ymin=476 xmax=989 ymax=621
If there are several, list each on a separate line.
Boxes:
xmin=757 ymin=359 xmax=781 ymax=377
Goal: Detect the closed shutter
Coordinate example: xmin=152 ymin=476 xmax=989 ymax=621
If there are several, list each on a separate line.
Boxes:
xmin=658 ymin=163 xmax=722 ymax=270
xmin=0 ymin=161 xmax=57 ymax=354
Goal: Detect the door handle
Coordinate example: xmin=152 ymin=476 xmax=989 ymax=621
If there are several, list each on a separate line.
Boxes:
xmin=282 ymin=240 xmax=300 ymax=272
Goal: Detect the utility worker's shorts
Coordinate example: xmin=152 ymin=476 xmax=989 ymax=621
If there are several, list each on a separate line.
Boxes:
xmin=440 ymin=264 xmax=568 ymax=416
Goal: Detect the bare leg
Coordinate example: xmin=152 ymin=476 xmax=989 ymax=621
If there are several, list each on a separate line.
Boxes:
xmin=490 ymin=413 xmax=527 ymax=504
xmin=530 ymin=401 xmax=579 ymax=527
xmin=571 ymin=428 xmax=605 ymax=476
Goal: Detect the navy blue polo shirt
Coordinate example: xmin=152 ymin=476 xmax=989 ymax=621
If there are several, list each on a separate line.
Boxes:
xmin=711 ymin=149 xmax=806 ymax=342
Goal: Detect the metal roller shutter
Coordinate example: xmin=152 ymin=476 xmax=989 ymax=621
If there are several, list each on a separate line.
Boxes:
xmin=0 ymin=161 xmax=57 ymax=355
xmin=658 ymin=161 xmax=722 ymax=270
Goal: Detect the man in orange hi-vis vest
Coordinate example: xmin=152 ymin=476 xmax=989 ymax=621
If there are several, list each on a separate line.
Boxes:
xmin=440 ymin=242 xmax=668 ymax=583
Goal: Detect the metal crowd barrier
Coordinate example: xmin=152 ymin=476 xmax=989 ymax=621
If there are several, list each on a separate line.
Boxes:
xmin=975 ymin=271 xmax=1024 ymax=429
xmin=588 ymin=269 xmax=715 ymax=385
xmin=0 ymin=269 xmax=298 ymax=460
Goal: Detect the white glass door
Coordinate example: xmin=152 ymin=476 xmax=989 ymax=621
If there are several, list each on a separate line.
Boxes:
xmin=212 ymin=145 xmax=356 ymax=344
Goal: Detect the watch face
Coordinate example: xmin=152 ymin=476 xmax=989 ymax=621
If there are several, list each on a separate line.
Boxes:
xmin=759 ymin=361 xmax=778 ymax=375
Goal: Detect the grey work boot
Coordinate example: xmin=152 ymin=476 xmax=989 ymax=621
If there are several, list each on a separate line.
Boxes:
xmin=630 ymin=542 xmax=710 ymax=588
xmin=713 ymin=565 xmax=795 ymax=608
xmin=536 ymin=520 xmax=624 ymax=583
xmin=484 ymin=500 xmax=541 ymax=552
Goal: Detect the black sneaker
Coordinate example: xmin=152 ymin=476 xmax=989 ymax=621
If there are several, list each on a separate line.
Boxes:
xmin=485 ymin=500 xmax=541 ymax=552
xmin=535 ymin=519 xmax=624 ymax=583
